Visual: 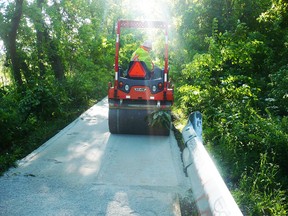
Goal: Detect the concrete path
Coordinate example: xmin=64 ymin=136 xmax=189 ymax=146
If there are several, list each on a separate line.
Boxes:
xmin=0 ymin=98 xmax=188 ymax=216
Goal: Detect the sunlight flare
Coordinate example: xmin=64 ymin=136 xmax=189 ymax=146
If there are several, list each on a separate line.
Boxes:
xmin=124 ymin=0 xmax=170 ymax=21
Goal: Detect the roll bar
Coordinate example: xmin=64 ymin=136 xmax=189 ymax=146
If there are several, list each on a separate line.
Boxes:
xmin=114 ymin=20 xmax=169 ymax=89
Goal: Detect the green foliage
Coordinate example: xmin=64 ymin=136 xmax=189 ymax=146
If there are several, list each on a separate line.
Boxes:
xmin=119 ymin=33 xmax=140 ymax=68
xmin=65 ymin=67 xmax=110 ymax=108
xmin=147 ymin=110 xmax=172 ymax=129
xmin=268 ymin=65 xmax=288 ymax=115
xmin=235 ymin=153 xmax=287 ymax=215
xmin=0 ymin=87 xmax=21 ymax=153
xmin=205 ymin=105 xmax=288 ymax=180
xmin=19 ymin=82 xmax=64 ymax=121
xmin=176 ymin=43 xmax=288 ymax=212
xmin=173 ymin=0 xmax=288 ymax=213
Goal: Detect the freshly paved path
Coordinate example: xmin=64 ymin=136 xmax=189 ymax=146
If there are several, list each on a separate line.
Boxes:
xmin=0 ymin=98 xmax=188 ymax=216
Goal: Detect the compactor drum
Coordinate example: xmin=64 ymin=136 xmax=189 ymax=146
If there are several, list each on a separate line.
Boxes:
xmin=108 ymin=20 xmax=174 ymax=135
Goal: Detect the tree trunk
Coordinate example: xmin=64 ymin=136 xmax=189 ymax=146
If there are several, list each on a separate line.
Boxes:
xmin=44 ymin=33 xmax=65 ymax=81
xmin=48 ymin=0 xmax=65 ymax=81
xmin=36 ymin=0 xmax=46 ymax=78
xmin=8 ymin=0 xmax=24 ymax=86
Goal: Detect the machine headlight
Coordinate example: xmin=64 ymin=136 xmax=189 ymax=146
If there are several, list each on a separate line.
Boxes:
xmin=125 ymin=84 xmax=129 ymax=91
xmin=152 ymin=85 xmax=157 ymax=92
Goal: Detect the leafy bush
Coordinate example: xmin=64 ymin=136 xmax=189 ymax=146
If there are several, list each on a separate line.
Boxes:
xmin=65 ymin=67 xmax=110 ymax=109
xmin=147 ymin=110 xmax=172 ymax=129
xmin=268 ymin=65 xmax=288 ymax=115
xmin=174 ymin=24 xmax=288 ymax=214
xmin=177 ymin=76 xmax=288 ymax=214
xmin=235 ymin=153 xmax=287 ymax=215
xmin=0 ymin=89 xmax=21 ymax=153
xmin=19 ymin=82 xmax=64 ymax=121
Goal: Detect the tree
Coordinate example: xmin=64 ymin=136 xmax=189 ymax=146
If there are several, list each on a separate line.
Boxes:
xmin=1 ymin=0 xmax=24 ymax=86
